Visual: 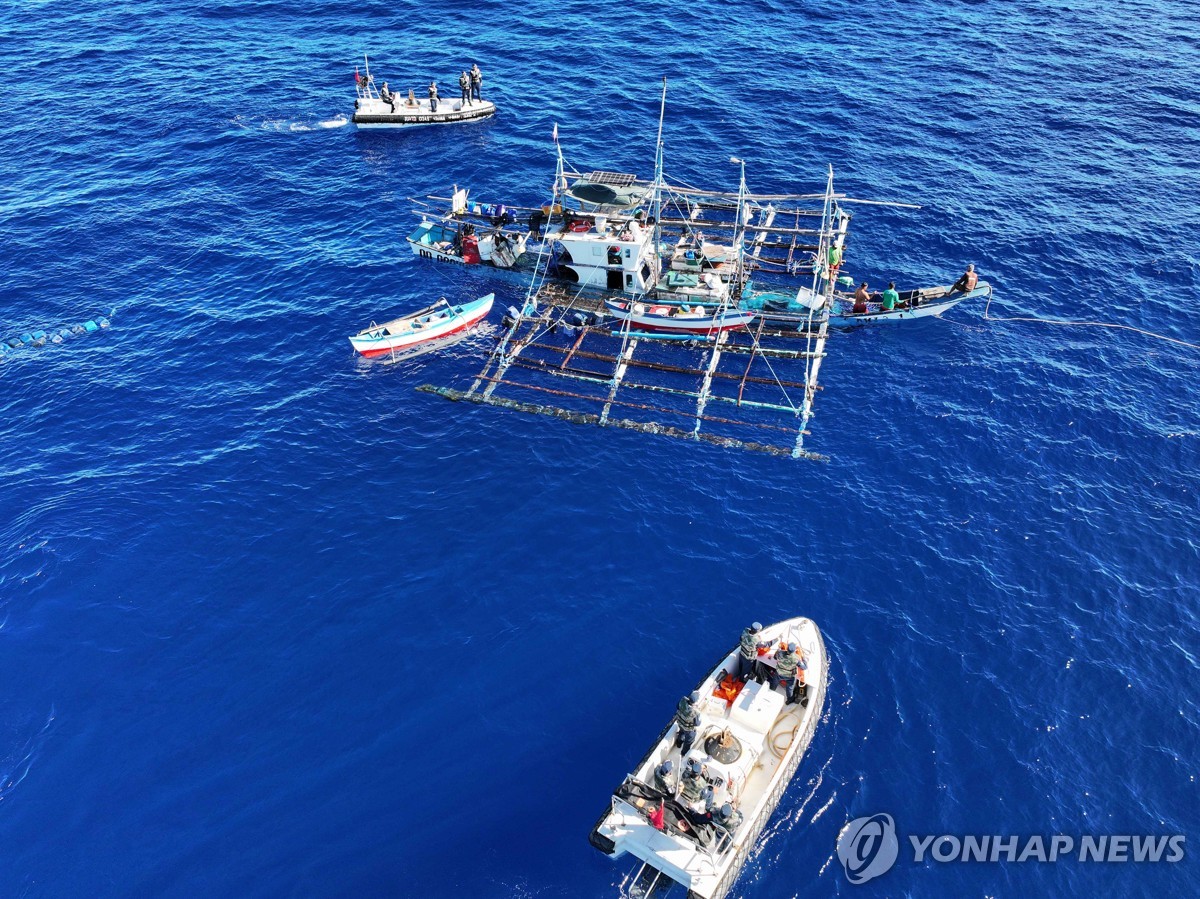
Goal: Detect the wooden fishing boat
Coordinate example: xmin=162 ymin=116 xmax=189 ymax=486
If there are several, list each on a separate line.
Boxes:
xmin=604 ymin=299 xmax=753 ymax=335
xmin=828 ymin=282 xmax=990 ymax=325
xmin=348 ymin=294 xmax=493 ymax=357
xmin=407 ymin=187 xmax=535 ymax=271
xmin=744 ymin=281 xmax=992 ymax=327
xmin=589 ymin=616 xmax=828 ymax=899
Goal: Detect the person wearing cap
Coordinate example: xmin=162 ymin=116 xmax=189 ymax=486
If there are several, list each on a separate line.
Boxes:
xmin=674 ymin=692 xmax=701 ymax=757
xmin=881 ymin=281 xmax=900 ymax=311
xmin=470 ymin=63 xmax=482 ymax=102
xmin=653 ymin=759 xmax=676 ymax=795
xmin=737 ymin=622 xmax=762 ymax=682
xmin=458 ymin=70 xmax=472 ymax=107
xmin=712 ymin=802 xmax=744 ymax=849
xmin=679 ymin=757 xmax=706 ymax=804
xmin=950 ymin=263 xmax=978 ymax=295
xmin=428 ymin=80 xmax=439 ymax=113
xmin=772 ymin=642 xmax=799 ymax=697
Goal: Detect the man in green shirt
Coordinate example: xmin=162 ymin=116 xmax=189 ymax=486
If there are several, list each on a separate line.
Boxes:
xmin=880 ymin=282 xmax=900 ymax=311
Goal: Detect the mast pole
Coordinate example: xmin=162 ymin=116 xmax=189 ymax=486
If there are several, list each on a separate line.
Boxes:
xmin=729 ymin=156 xmax=747 ymax=307
xmin=793 ymin=165 xmax=836 ymax=458
xmin=652 ymin=77 xmax=667 ymax=286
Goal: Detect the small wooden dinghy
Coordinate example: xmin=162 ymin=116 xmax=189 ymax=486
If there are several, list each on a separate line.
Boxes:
xmin=829 ymin=282 xmax=992 ymax=325
xmin=348 ymin=294 xmax=493 ymax=357
xmin=745 ymin=281 xmax=992 ymax=328
xmin=605 ymin=299 xmax=754 ymax=336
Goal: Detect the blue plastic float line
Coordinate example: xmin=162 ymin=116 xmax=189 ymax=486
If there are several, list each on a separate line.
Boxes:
xmin=84 ymin=320 xmax=99 ymax=332
xmin=615 ymin=330 xmax=719 ymax=341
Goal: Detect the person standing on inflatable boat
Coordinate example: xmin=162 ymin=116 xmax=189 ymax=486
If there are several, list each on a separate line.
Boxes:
xmin=470 ymin=63 xmax=482 ymax=102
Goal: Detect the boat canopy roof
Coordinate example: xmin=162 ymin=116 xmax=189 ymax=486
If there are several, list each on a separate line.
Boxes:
xmin=566 ymin=179 xmax=645 ymax=209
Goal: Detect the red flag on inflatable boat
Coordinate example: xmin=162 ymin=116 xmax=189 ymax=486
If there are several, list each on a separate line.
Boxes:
xmin=354 ymin=67 xmax=360 ymax=83
xmin=649 ymin=800 xmax=665 ymax=830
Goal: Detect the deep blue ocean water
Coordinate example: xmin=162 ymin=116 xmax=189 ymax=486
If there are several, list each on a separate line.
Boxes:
xmin=2 ymin=0 xmax=1199 ymax=896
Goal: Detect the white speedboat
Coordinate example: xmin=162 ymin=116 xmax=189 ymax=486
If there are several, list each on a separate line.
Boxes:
xmin=590 ymin=617 xmax=827 ymax=899
xmin=352 ymin=58 xmax=495 ymax=128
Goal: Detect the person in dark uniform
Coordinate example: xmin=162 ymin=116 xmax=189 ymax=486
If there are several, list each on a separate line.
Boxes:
xmin=470 ymin=63 xmax=482 ymax=101
xmin=653 ymin=759 xmax=676 ymax=795
xmin=380 ymin=82 xmax=397 ymax=113
xmin=679 ymin=757 xmax=706 ymax=804
xmin=458 ymin=70 xmax=472 ymax=106
xmin=428 ymin=81 xmax=439 ymax=113
xmin=771 ymin=642 xmax=799 ymax=697
xmin=674 ymin=691 xmax=701 ymax=757
xmin=712 ymin=803 xmax=744 ymax=849
xmin=737 ymin=622 xmax=762 ymax=682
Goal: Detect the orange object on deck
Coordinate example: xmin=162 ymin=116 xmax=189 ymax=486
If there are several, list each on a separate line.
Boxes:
xmin=712 ymin=674 xmax=746 ymax=706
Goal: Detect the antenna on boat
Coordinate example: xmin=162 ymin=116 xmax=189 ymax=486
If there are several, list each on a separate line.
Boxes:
xmin=730 ymin=155 xmax=748 ymax=308
xmin=552 ymin=122 xmax=568 ymax=210
xmin=652 ymin=77 xmax=667 ymax=283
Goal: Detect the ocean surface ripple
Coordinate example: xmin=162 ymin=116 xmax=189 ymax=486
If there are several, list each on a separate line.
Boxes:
xmin=1 ymin=0 xmax=1198 ymax=896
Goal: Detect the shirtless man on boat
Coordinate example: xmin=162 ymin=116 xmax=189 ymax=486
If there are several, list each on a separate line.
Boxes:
xmin=852 ymin=282 xmax=871 ymax=314
xmin=950 ymin=263 xmax=978 ymax=294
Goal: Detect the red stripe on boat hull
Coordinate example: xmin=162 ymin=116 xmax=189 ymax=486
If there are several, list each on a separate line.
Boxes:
xmin=355 ymin=310 xmax=488 ymax=357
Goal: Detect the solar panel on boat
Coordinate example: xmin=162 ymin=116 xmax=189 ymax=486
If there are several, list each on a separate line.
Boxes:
xmin=585 ymin=171 xmax=639 ymax=186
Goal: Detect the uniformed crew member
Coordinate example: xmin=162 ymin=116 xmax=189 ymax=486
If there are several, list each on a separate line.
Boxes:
xmin=713 ymin=802 xmax=744 ymax=848
xmin=428 ymin=81 xmax=439 ymax=112
xmin=458 ymin=70 xmax=472 ymax=106
xmin=772 ymin=642 xmax=799 ymax=697
xmin=680 ymin=757 xmax=706 ymax=804
xmin=470 ymin=63 xmax=482 ymax=101
xmin=653 ymin=759 xmax=676 ymax=795
xmin=674 ymin=691 xmax=701 ymax=756
xmin=738 ymin=622 xmax=762 ymax=681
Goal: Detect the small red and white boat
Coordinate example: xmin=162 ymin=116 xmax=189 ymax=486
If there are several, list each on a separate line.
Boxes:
xmin=348 ymin=294 xmax=493 ymax=357
xmin=605 ymin=299 xmax=754 ymax=336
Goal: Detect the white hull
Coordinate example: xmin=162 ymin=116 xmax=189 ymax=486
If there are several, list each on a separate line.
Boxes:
xmin=352 ymin=97 xmax=495 ymax=127
xmin=605 ymin=300 xmax=753 ymax=335
xmin=348 ymin=295 xmax=493 ymax=356
xmin=591 ymin=617 xmax=828 ymax=899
